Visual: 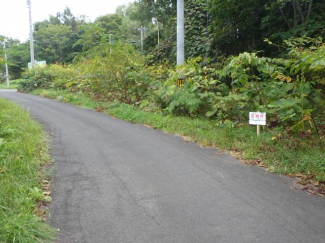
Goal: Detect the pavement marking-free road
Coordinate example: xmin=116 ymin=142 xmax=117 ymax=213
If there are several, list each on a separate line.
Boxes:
xmin=0 ymin=89 xmax=17 ymax=92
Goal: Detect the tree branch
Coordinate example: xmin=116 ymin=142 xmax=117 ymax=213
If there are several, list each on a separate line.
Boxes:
xmin=277 ymin=4 xmax=292 ymax=29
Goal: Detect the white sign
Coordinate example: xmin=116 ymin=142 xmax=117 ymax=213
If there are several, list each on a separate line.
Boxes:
xmin=249 ymin=112 xmax=266 ymax=125
xmin=28 ymin=60 xmax=46 ymax=69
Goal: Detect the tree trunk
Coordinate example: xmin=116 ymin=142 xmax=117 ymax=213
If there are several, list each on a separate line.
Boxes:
xmin=292 ymin=1 xmax=298 ymax=27
xmin=294 ymin=0 xmax=305 ymax=23
xmin=306 ymin=0 xmax=313 ymax=20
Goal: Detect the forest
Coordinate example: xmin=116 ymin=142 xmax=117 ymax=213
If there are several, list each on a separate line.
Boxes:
xmin=1 ymin=0 xmax=325 ymax=137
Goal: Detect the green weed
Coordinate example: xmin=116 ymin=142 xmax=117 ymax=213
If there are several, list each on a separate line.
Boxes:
xmin=0 ymin=98 xmax=54 ymax=242
xmin=0 ymin=79 xmax=23 ymax=89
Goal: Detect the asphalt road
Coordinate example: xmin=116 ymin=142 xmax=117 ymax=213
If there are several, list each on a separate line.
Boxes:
xmin=1 ymin=91 xmax=325 ymax=243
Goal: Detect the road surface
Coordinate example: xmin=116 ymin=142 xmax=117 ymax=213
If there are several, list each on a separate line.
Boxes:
xmin=1 ymin=91 xmax=324 ymax=243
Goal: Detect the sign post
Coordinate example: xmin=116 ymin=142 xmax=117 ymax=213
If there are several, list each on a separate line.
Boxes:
xmin=249 ymin=112 xmax=266 ymax=136
xmin=176 ymin=77 xmax=185 ymax=87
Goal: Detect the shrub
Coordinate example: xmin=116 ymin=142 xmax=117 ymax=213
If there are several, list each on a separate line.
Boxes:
xmin=20 ymin=65 xmax=75 ymax=92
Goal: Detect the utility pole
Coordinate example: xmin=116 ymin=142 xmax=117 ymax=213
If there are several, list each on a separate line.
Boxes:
xmin=152 ymin=17 xmax=160 ymax=47
xmin=157 ymin=19 xmax=160 ymax=47
xmin=2 ymin=39 xmax=10 ymax=87
xmin=27 ymin=0 xmax=35 ymax=67
xmin=137 ymin=26 xmax=147 ymax=53
xmin=177 ymin=0 xmax=185 ymax=65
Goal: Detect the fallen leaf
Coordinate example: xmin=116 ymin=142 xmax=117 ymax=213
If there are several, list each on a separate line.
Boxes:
xmin=43 ymin=191 xmax=51 ymax=196
xmin=295 ymin=172 xmax=304 ymax=178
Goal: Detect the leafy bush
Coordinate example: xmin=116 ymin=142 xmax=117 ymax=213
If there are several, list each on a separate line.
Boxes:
xmin=153 ymin=37 xmax=325 ymax=138
xmin=20 ymin=43 xmax=154 ymax=104
xmin=21 ymin=37 xmax=325 ymax=136
xmin=20 ymin=65 xmax=75 ymax=92
xmin=155 ymin=58 xmax=219 ymax=116
xmin=64 ymin=42 xmax=164 ymax=104
xmin=20 ymin=67 xmax=54 ymax=92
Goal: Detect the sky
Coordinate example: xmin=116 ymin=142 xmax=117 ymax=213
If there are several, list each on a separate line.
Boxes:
xmin=0 ymin=0 xmax=135 ymax=42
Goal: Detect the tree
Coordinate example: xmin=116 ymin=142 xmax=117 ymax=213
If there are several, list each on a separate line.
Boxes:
xmin=116 ymin=4 xmax=142 ymax=45
xmin=95 ymin=14 xmax=122 ymax=35
xmin=0 ymin=36 xmax=6 ymax=82
xmin=209 ymin=0 xmax=325 ymax=57
xmin=33 ymin=8 xmax=87 ymax=64
xmin=7 ymin=41 xmax=30 ymax=79
xmin=35 ymin=24 xmax=74 ymax=63
xmin=262 ymin=0 xmax=325 ymax=44
xmin=0 ymin=37 xmax=29 ymax=80
xmin=74 ymin=23 xmax=107 ymax=51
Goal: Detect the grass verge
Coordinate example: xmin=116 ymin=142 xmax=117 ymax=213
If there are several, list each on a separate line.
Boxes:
xmin=0 ymin=98 xmax=54 ymax=242
xmin=0 ymin=79 xmax=23 ymax=89
xmin=32 ymin=89 xmax=325 ymax=191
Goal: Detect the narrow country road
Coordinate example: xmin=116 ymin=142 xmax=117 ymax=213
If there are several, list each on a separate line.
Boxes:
xmin=1 ymin=91 xmax=325 ymax=243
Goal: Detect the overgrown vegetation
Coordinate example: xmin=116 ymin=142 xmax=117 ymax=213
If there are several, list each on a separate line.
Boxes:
xmin=20 ymin=37 xmax=325 ymax=132
xmin=0 ymin=79 xmax=23 ymax=89
xmin=0 ymin=99 xmax=53 ymax=242
xmin=18 ymin=33 xmax=325 ymax=187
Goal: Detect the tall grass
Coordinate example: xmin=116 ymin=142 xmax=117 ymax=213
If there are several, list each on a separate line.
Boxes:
xmin=0 ymin=79 xmax=23 ymax=89
xmin=0 ymin=98 xmax=53 ymax=242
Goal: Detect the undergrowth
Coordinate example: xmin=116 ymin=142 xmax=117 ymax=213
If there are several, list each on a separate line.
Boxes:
xmin=0 ymin=98 xmax=54 ymax=242
xmin=0 ymin=79 xmax=23 ymax=89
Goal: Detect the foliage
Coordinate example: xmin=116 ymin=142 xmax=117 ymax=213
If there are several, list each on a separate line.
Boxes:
xmin=73 ymin=42 xmax=147 ymax=102
xmin=20 ymin=65 xmax=75 ymax=92
xmin=21 ymin=37 xmax=325 ymax=135
xmin=95 ymin=14 xmax=122 ymax=34
xmin=155 ymin=58 xmax=217 ymax=116
xmin=33 ymin=8 xmax=86 ymax=64
xmin=153 ymin=37 xmax=325 ymax=136
xmin=209 ymin=0 xmax=325 ymax=57
xmin=0 ymin=99 xmax=54 ymax=242
xmin=145 ymin=0 xmax=213 ymax=64
xmin=20 ymin=67 xmax=55 ymax=91
xmin=35 ymin=24 xmax=74 ymax=63
xmin=185 ymin=0 xmax=212 ymax=59
xmin=20 ymin=43 xmax=156 ymax=104
xmin=0 ymin=79 xmax=23 ymax=89
xmin=263 ymin=0 xmax=325 ymax=45
xmin=74 ymin=23 xmax=107 ymax=51
xmin=6 ymin=42 xmax=30 ymax=79
xmin=0 ymin=37 xmax=5 ymax=81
